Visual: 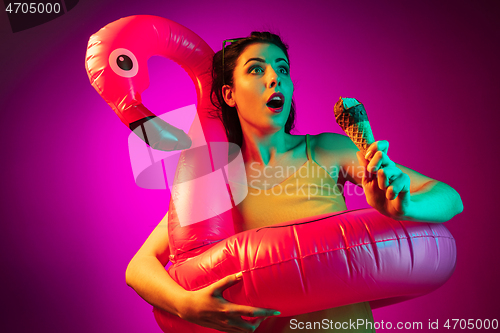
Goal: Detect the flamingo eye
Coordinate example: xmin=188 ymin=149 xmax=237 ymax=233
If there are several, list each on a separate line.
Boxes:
xmin=109 ymin=48 xmax=138 ymax=78
xmin=117 ymin=55 xmax=133 ymax=70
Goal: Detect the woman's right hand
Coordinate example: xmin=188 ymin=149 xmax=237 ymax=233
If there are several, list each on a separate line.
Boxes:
xmin=178 ymin=272 xmax=281 ymax=333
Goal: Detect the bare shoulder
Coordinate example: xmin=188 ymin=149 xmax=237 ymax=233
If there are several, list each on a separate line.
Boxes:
xmin=286 ymin=132 xmax=358 ymax=171
xmin=312 ymin=132 xmax=357 ymax=152
xmin=309 ymin=132 xmax=361 ymax=182
xmin=310 ymin=132 xmax=359 ymax=163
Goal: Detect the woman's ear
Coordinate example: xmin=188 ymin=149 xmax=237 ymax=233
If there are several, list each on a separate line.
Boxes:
xmin=222 ymin=85 xmax=236 ymax=107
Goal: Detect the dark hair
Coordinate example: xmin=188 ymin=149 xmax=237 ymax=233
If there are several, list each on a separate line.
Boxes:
xmin=210 ymin=31 xmax=296 ymax=147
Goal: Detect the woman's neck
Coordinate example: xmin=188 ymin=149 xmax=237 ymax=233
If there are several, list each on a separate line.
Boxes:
xmin=240 ymin=127 xmax=290 ymax=166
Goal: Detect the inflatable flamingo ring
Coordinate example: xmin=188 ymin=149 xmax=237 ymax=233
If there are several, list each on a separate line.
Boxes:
xmin=86 ymin=16 xmax=457 ymax=333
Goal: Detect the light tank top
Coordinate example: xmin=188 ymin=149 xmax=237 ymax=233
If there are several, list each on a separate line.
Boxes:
xmin=234 ymin=134 xmax=348 ymax=230
xmin=234 ymin=134 xmax=375 ymax=333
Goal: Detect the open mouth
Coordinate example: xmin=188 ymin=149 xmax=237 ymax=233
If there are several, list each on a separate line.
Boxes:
xmin=266 ymin=92 xmax=285 ymax=112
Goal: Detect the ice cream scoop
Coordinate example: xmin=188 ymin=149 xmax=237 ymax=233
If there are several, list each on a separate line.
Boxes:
xmin=334 ymin=97 xmax=375 ymax=154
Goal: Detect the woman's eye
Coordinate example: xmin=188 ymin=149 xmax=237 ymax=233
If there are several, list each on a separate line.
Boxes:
xmin=250 ymin=66 xmax=264 ymax=74
xmin=279 ymin=67 xmax=289 ymax=75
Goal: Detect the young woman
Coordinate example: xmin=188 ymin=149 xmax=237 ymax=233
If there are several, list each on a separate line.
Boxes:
xmin=125 ymin=32 xmax=463 ymax=333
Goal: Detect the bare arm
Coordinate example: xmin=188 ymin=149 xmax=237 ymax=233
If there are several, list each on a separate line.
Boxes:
xmin=388 ymin=163 xmax=463 ymax=222
xmin=316 ymin=133 xmax=463 ymax=223
xmin=125 ymin=212 xmax=186 ymax=315
xmin=125 ymin=212 xmax=280 ymax=333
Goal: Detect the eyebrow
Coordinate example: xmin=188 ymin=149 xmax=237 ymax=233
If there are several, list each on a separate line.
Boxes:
xmin=244 ymin=57 xmax=289 ymax=66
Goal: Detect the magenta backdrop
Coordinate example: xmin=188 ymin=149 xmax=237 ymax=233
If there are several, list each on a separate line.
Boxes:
xmin=1 ymin=0 xmax=499 ymax=332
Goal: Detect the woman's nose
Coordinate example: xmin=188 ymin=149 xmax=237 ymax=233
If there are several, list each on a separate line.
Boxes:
xmin=267 ymin=69 xmax=280 ymax=88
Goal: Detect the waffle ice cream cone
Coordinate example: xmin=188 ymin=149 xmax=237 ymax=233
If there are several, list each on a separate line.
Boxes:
xmin=334 ymin=97 xmax=375 ymax=154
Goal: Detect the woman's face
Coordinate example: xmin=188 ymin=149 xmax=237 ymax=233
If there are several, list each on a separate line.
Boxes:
xmin=223 ymin=42 xmax=293 ymax=134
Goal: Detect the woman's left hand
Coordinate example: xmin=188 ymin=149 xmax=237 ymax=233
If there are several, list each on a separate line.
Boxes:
xmin=356 ymin=140 xmax=412 ymax=219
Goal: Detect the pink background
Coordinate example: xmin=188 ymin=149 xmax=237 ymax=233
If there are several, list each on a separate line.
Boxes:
xmin=1 ymin=0 xmax=498 ymax=331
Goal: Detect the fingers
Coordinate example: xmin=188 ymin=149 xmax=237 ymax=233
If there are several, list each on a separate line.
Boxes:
xmin=376 ymin=165 xmax=411 ymax=200
xmin=207 ymin=273 xmax=280 ymax=332
xmin=232 ymin=304 xmax=281 ymax=318
xmin=225 ymin=306 xmax=279 ymax=333
xmin=377 ymin=165 xmax=401 ymax=191
xmin=217 ymin=305 xmax=278 ymax=333
xmin=188 ymin=272 xmax=277 ymax=333
xmin=356 ymin=151 xmax=368 ymax=168
xmin=224 ymin=317 xmax=258 ymax=333
xmin=211 ymin=272 xmax=243 ymax=295
xmin=356 ymin=151 xmax=374 ymax=185
xmin=365 ymin=140 xmax=389 ymax=161
xmin=236 ymin=316 xmax=270 ymax=333
xmin=386 ymin=172 xmax=410 ymax=200
xmin=367 ymin=150 xmax=395 ymax=173
xmin=358 ymin=149 xmax=404 ymax=197
xmin=245 ymin=316 xmax=270 ymax=326
xmin=200 ymin=308 xmax=265 ymax=333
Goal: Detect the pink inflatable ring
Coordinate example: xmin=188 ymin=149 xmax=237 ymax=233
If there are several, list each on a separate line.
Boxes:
xmin=155 ymin=209 xmax=456 ymax=332
xmin=85 ymin=16 xmax=457 ymax=333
